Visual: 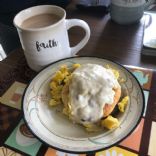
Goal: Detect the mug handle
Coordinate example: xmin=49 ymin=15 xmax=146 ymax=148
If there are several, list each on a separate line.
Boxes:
xmin=66 ymin=19 xmax=90 ymax=55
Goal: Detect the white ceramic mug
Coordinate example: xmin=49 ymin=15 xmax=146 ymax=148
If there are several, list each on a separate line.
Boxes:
xmin=110 ymin=0 xmax=146 ymax=25
xmin=14 ymin=5 xmax=90 ymax=71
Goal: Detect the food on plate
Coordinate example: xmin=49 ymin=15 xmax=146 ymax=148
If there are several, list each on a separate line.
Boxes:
xmin=118 ymin=96 xmax=129 ymax=112
xmin=49 ymin=65 xmax=71 ymax=106
xmin=101 ymin=115 xmax=120 ymax=130
xmin=62 ymin=64 xmax=121 ymax=122
xmin=49 ymin=63 xmax=129 ymax=131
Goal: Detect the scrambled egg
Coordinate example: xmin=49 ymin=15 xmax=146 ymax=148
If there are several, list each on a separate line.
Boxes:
xmin=118 ymin=96 xmax=129 ymax=112
xmin=101 ymin=115 xmax=120 ymax=130
xmin=49 ymin=64 xmax=80 ymax=106
xmin=83 ymin=123 xmax=102 ymax=132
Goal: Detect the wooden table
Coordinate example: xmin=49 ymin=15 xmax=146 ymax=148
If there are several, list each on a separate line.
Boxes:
xmin=66 ymin=1 xmax=156 ymax=68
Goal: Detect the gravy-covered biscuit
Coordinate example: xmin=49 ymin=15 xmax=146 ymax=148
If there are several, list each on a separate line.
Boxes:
xmin=61 ymin=64 xmax=121 ymax=124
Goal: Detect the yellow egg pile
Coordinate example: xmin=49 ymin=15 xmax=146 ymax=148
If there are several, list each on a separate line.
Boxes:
xmin=49 ymin=64 xmax=80 ymax=106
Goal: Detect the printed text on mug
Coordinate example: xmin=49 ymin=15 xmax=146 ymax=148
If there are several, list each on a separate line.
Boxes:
xmin=36 ymin=39 xmax=58 ymax=52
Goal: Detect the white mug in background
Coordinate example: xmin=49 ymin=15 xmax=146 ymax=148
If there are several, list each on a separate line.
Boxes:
xmin=14 ymin=5 xmax=90 ymax=71
xmin=110 ymin=0 xmax=147 ymax=25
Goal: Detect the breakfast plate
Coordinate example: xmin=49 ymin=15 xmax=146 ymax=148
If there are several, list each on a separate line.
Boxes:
xmin=22 ymin=56 xmax=145 ymax=153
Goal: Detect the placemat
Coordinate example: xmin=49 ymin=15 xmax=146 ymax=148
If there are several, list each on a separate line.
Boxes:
xmin=0 ymin=64 xmax=156 ymax=156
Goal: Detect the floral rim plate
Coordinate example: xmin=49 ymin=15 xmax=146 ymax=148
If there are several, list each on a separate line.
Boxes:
xmin=22 ymin=56 xmax=145 ymax=154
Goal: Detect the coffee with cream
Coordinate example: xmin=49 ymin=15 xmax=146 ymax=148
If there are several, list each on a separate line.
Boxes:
xmin=21 ymin=13 xmax=61 ymax=29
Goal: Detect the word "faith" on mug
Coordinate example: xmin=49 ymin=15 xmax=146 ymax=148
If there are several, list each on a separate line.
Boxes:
xmin=36 ymin=39 xmax=58 ymax=52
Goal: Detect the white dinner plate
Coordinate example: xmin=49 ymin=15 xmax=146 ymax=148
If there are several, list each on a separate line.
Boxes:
xmin=22 ymin=56 xmax=145 ymax=154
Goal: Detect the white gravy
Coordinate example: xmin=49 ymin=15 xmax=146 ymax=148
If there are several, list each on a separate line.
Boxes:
xmin=69 ymin=64 xmax=120 ymax=124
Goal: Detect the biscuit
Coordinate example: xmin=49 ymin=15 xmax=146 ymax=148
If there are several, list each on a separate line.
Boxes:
xmin=62 ymin=82 xmax=121 ymax=118
xmin=103 ymin=86 xmax=121 ymax=117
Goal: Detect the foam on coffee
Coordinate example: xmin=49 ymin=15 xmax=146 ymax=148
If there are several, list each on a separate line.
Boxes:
xmin=21 ymin=13 xmax=61 ymax=29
